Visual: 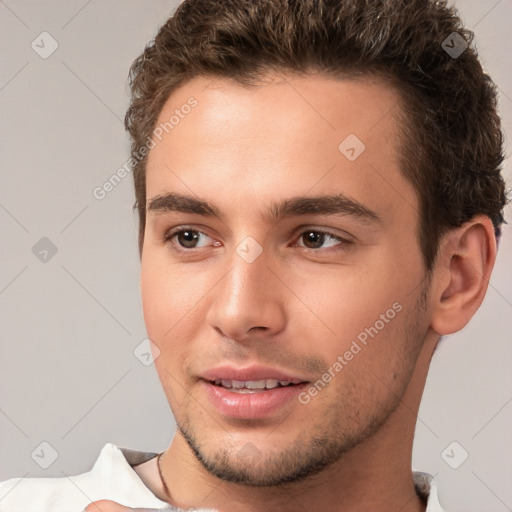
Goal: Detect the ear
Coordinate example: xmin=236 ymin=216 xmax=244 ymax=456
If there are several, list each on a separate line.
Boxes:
xmin=430 ymin=215 xmax=497 ymax=335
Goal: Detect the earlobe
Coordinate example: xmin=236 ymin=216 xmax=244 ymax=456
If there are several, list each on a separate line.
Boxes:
xmin=430 ymin=216 xmax=496 ymax=336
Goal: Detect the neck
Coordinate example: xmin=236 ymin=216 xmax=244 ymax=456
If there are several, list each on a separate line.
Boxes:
xmin=158 ymin=332 xmax=438 ymax=512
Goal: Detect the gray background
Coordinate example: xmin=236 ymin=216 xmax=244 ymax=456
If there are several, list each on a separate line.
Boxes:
xmin=0 ymin=1 xmax=511 ymax=510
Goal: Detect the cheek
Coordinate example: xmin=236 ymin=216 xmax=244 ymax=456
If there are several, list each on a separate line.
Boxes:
xmin=140 ymin=265 xmax=173 ymax=341
xmin=140 ymin=259 xmax=203 ymax=404
xmin=287 ymin=250 xmax=420 ymax=380
xmin=140 ymin=252 xmax=194 ymax=338
xmin=140 ymin=255 xmax=215 ymax=375
xmin=288 ymin=265 xmax=398 ymax=340
xmin=323 ymin=310 xmax=416 ymax=418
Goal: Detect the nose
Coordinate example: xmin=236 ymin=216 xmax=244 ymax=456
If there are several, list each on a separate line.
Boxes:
xmin=205 ymin=244 xmax=287 ymax=342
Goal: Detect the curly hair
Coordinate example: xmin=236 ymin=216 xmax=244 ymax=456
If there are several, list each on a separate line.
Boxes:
xmin=125 ymin=0 xmax=508 ymax=271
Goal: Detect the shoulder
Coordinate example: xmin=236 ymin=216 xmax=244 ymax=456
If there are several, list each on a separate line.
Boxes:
xmin=0 ymin=471 xmax=94 ymax=512
xmin=0 ymin=443 xmax=146 ymax=512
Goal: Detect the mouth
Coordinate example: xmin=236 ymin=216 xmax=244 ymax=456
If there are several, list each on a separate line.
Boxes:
xmin=206 ymin=378 xmax=302 ymax=393
xmin=199 ymin=366 xmax=310 ymax=419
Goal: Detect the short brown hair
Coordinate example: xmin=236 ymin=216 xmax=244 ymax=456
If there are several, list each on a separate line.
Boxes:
xmin=125 ymin=0 xmax=508 ymax=270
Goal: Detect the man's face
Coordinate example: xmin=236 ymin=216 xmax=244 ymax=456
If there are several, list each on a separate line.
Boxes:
xmin=141 ymin=73 xmax=431 ymax=485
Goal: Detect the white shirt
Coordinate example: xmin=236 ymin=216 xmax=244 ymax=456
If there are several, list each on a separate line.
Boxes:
xmin=0 ymin=443 xmax=444 ymax=511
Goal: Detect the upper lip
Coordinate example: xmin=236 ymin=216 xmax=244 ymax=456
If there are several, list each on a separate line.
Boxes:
xmin=200 ymin=365 xmax=308 ymax=384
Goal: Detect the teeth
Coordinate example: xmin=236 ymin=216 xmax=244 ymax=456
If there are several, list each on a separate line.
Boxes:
xmin=245 ymin=380 xmax=266 ymax=389
xmin=212 ymin=379 xmax=294 ymax=390
xmin=265 ymin=379 xmax=279 ymax=389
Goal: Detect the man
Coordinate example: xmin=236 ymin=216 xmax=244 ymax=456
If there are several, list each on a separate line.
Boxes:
xmin=0 ymin=0 xmax=507 ymax=511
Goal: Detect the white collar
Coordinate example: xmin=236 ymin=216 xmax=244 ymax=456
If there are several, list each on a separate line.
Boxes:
xmin=115 ymin=444 xmax=444 ymax=511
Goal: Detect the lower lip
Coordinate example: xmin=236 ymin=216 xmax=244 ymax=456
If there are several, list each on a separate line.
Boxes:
xmin=202 ymin=380 xmax=307 ymax=420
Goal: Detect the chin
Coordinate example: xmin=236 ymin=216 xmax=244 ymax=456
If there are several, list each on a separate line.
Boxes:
xmin=176 ymin=416 xmax=370 ymax=487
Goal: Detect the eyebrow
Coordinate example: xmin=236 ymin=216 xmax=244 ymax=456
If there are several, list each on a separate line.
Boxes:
xmin=147 ymin=192 xmax=381 ymax=224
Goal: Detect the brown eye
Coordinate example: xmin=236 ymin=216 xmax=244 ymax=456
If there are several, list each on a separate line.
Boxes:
xmin=176 ymin=229 xmax=201 ymax=248
xmin=296 ymin=229 xmax=351 ymax=251
xmin=164 ymin=227 xmax=213 ymax=251
xmin=301 ymin=231 xmax=327 ymax=249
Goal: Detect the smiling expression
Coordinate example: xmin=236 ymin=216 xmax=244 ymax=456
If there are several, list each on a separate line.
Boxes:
xmin=140 ymin=72 xmax=432 ymax=485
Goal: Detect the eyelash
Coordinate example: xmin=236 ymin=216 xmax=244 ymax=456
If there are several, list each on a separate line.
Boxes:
xmin=163 ymin=225 xmax=354 ymax=254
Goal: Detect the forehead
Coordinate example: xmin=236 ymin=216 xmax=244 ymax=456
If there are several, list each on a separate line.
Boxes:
xmin=152 ymin=72 xmax=404 ymax=150
xmin=145 ymin=72 xmax=417 ymax=224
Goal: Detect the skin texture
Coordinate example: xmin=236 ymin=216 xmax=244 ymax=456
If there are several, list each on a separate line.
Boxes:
xmin=86 ymin=72 xmax=496 ymax=512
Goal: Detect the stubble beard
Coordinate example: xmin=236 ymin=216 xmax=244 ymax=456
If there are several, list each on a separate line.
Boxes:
xmin=175 ymin=282 xmax=430 ymax=487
